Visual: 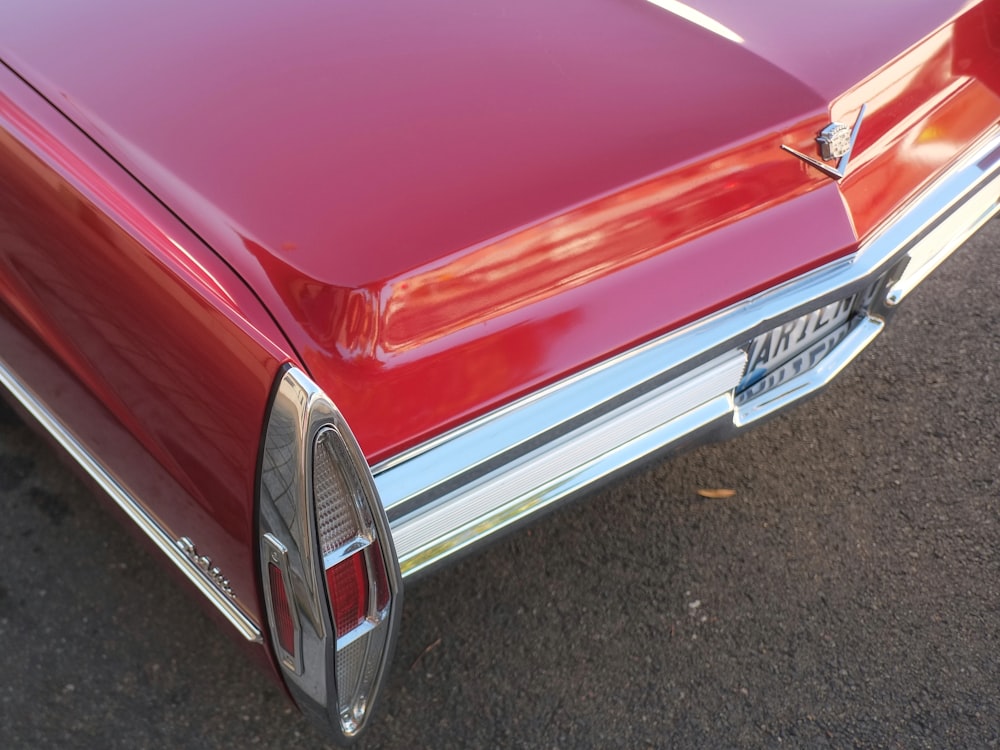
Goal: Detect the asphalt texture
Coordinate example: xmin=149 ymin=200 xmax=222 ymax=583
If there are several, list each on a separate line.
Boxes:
xmin=1 ymin=218 xmax=998 ymax=749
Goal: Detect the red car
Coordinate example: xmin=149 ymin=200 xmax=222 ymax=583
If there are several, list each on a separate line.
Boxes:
xmin=1 ymin=0 xmax=998 ymax=741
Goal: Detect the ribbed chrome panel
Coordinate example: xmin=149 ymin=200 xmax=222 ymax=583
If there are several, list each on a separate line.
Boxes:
xmin=392 ymin=353 xmax=745 ymax=576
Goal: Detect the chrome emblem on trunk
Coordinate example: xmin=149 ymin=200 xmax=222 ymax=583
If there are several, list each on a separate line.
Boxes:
xmin=818 ymin=122 xmax=852 ymax=160
xmin=782 ymin=103 xmax=867 ymax=180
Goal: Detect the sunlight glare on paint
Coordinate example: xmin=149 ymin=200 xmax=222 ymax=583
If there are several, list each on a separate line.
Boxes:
xmin=643 ymin=0 xmax=744 ymax=44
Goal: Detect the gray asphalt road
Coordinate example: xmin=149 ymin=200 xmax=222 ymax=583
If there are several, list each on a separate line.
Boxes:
xmin=1 ymin=219 xmax=998 ymax=749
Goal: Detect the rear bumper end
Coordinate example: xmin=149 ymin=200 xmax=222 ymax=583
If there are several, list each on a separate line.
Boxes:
xmin=375 ymin=128 xmax=1000 ymax=580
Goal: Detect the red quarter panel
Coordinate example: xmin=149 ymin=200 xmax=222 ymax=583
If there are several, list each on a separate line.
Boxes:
xmin=0 ymin=65 xmax=292 ymax=631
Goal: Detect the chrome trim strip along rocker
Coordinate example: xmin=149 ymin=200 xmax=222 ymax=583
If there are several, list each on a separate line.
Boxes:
xmin=0 ymin=356 xmax=263 ymax=643
xmin=376 ymin=128 xmax=1000 ymax=580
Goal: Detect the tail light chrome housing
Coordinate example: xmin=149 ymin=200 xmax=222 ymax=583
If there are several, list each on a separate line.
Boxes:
xmin=257 ymin=366 xmax=402 ymax=741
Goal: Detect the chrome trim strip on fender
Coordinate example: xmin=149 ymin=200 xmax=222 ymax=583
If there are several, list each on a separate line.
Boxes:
xmin=377 ymin=128 xmax=1000 ymax=580
xmin=0 ymin=357 xmax=263 ymax=643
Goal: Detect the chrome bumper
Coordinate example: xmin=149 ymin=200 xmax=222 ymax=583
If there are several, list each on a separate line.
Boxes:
xmin=376 ymin=129 xmax=1000 ymax=580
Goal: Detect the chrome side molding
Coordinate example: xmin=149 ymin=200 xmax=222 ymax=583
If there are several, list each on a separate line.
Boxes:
xmin=0 ymin=357 xmax=263 ymax=643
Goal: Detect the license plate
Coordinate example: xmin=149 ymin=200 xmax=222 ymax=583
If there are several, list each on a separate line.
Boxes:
xmin=736 ymin=295 xmax=857 ymax=404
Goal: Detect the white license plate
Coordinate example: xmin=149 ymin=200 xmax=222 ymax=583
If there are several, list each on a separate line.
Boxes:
xmin=736 ymin=295 xmax=857 ymax=403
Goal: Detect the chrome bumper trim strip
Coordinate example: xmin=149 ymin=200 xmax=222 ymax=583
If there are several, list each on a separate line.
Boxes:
xmin=392 ymin=353 xmax=745 ymax=577
xmin=377 ymin=128 xmax=1000 ymax=580
xmin=886 ymin=161 xmax=1000 ymax=303
xmin=0 ymin=358 xmax=263 ymax=643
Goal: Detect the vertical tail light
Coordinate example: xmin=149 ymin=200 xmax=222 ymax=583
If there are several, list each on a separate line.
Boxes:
xmin=257 ymin=366 xmax=402 ymax=741
xmin=313 ymin=426 xmax=395 ymax=733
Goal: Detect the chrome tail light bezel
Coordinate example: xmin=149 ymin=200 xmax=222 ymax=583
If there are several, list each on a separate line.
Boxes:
xmin=256 ymin=365 xmax=402 ymax=742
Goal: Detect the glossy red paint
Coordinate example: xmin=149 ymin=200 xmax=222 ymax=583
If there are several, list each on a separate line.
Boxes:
xmin=836 ymin=2 xmax=1000 ymax=238
xmin=1 ymin=0 xmax=997 ymax=462
xmin=0 ymin=64 xmax=293 ymax=629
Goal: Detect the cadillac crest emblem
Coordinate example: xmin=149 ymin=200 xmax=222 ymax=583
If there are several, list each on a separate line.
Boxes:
xmin=781 ymin=103 xmax=867 ymax=180
xmin=817 ymin=122 xmax=852 ymax=161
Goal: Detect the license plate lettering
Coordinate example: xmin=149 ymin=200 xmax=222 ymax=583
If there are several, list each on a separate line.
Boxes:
xmin=736 ymin=323 xmax=852 ymax=405
xmin=738 ymin=276 xmax=887 ymax=404
xmin=745 ymin=295 xmax=855 ymax=376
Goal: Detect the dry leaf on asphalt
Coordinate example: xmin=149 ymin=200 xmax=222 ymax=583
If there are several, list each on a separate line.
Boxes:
xmin=696 ymin=488 xmax=737 ymax=499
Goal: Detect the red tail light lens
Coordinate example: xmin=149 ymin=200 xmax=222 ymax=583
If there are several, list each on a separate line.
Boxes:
xmin=326 ymin=552 xmax=369 ymax=637
xmin=261 ymin=533 xmax=301 ymax=674
xmin=313 ymin=426 xmax=397 ymax=733
xmin=267 ymin=561 xmax=296 ymax=657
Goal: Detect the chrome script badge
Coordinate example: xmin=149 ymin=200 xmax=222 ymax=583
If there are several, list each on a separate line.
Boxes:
xmin=782 ymin=103 xmax=867 ymax=180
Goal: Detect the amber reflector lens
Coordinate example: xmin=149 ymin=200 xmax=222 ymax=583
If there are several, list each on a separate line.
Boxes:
xmin=268 ymin=562 xmax=295 ymax=657
xmin=326 ymin=553 xmax=369 ymax=637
